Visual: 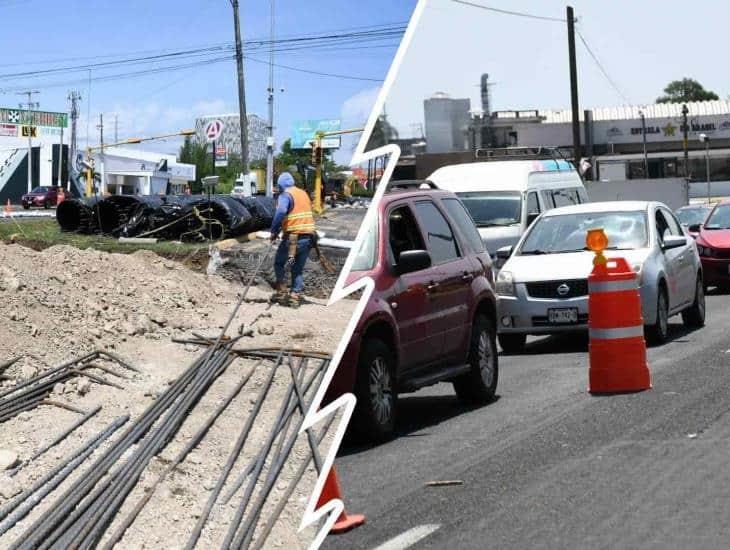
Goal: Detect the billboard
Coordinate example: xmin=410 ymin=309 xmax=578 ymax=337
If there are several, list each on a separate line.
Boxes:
xmin=290 ymin=119 xmax=341 ymax=149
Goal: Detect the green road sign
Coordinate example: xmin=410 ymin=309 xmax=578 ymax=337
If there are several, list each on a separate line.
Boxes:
xmin=0 ymin=107 xmax=68 ymax=128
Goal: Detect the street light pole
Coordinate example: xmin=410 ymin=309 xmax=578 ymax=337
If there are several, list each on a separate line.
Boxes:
xmin=705 ymin=137 xmax=711 ymax=203
xmin=639 ymin=110 xmax=648 ymax=177
xmin=699 ymin=133 xmax=711 ymax=203
xmin=265 ymin=0 xmax=275 ymax=198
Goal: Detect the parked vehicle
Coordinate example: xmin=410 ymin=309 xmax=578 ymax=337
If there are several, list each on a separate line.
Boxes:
xmin=495 ymin=201 xmax=704 ymax=353
xmin=428 ymin=153 xmax=588 ymax=264
xmin=676 ymin=203 xmax=712 ymax=238
xmin=689 ymin=200 xmax=730 ymax=290
xmin=21 ymin=186 xmax=61 ymax=209
xmin=325 ymin=181 xmax=498 ymax=441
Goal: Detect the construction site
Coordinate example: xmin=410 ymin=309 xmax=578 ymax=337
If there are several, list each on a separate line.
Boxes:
xmin=0 ymin=219 xmax=359 ymax=547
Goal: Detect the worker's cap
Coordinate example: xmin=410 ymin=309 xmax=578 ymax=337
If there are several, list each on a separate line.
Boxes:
xmin=277 ymin=172 xmax=295 ymax=189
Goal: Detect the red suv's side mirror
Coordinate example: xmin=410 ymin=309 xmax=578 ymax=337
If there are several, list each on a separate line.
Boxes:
xmin=396 ymin=249 xmax=431 ymax=275
xmin=688 ymin=223 xmax=702 ymax=234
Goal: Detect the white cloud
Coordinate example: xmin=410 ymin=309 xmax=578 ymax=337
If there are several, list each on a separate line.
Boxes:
xmin=341 ymin=86 xmax=381 ymax=126
xmin=76 ymin=99 xmax=229 ymax=149
xmin=336 ymin=87 xmax=381 ymax=164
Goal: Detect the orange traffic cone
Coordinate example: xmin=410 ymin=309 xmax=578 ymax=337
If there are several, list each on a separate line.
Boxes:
xmin=4 ymin=199 xmax=11 ymax=216
xmin=588 ymin=255 xmax=651 ymax=393
xmin=316 ymin=467 xmax=365 ymax=534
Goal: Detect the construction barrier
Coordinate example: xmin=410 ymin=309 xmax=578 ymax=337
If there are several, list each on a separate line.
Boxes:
xmin=588 ymin=255 xmax=651 ymax=393
xmin=316 ymin=467 xmax=365 ymax=534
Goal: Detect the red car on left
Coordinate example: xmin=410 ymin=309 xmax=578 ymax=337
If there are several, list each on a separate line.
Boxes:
xmin=691 ymin=200 xmax=730 ymax=290
xmin=21 ymin=186 xmax=61 ymax=209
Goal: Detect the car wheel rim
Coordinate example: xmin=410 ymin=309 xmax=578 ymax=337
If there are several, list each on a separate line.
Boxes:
xmin=659 ymin=293 xmax=668 ymax=336
xmin=477 ymin=330 xmax=495 ymax=387
xmin=369 ymin=357 xmax=392 ymax=426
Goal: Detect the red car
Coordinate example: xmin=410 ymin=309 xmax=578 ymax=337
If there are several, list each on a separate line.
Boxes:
xmin=692 ymin=200 xmax=730 ymax=290
xmin=326 ymin=181 xmax=498 ymax=441
xmin=21 ymin=186 xmax=61 ymax=209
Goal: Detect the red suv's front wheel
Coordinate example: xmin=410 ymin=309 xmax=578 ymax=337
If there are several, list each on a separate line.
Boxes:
xmin=352 ymin=337 xmax=397 ymax=442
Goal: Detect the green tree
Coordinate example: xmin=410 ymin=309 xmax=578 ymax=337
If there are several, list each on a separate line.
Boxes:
xmin=178 ymin=136 xmax=213 ymax=193
xmin=656 ymin=78 xmax=719 ymax=104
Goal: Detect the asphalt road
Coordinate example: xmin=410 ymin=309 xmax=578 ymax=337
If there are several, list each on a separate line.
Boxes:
xmin=324 ymin=291 xmax=730 ymax=550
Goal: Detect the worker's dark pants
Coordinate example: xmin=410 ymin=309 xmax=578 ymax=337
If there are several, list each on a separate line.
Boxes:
xmin=274 ymin=235 xmax=312 ymax=293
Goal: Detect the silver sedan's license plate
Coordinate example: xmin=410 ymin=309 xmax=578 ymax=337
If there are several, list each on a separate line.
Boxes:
xmin=548 ymin=308 xmax=578 ymax=324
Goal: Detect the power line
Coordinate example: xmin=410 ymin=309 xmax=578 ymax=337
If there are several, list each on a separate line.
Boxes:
xmin=576 ymin=28 xmax=630 ymax=104
xmin=245 ymin=56 xmax=384 ymax=82
xmin=0 ymin=26 xmax=406 ymax=81
xmin=450 ymin=0 xmax=565 ymax=22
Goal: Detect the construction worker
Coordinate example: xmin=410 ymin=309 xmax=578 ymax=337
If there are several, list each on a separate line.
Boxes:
xmin=269 ymin=172 xmax=316 ymax=308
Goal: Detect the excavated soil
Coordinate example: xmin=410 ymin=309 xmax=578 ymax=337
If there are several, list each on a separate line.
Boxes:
xmin=0 ymin=242 xmax=354 ymax=548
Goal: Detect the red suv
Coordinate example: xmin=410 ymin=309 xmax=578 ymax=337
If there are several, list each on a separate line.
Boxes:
xmin=21 ymin=186 xmax=61 ymax=209
xmin=326 ymin=181 xmax=498 ymax=441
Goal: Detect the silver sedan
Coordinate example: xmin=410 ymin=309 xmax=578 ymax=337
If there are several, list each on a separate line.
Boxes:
xmin=494 ymin=201 xmax=705 ymax=353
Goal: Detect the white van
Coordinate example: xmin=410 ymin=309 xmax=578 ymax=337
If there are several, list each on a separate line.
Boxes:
xmin=428 ymin=159 xmax=588 ymax=258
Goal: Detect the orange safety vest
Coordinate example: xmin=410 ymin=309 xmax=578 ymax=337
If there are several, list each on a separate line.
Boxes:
xmin=282 ymin=186 xmax=316 ymax=235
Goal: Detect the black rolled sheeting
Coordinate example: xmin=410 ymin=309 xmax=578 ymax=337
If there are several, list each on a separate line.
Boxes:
xmin=234 ymin=196 xmax=276 ymax=230
xmin=56 ymin=197 xmax=99 ymax=233
xmin=57 ymin=194 xmax=275 ymax=240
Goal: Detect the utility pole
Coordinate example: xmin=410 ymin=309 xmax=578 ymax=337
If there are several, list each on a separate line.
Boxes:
xmin=18 ymin=90 xmax=39 ymax=193
xmin=97 ymin=114 xmax=104 ymax=196
xmin=57 ymin=126 xmax=64 ymax=187
xmin=230 ymin=0 xmax=250 ymax=177
xmin=265 ymin=0 xmax=275 ymax=197
xmin=639 ymin=110 xmax=648 ymax=177
xmin=114 ymin=114 xmax=118 ymax=144
xmin=68 ymin=91 xmax=81 ymax=191
xmin=682 ymin=104 xmax=690 ymax=205
xmin=566 ymin=6 xmax=581 ymax=172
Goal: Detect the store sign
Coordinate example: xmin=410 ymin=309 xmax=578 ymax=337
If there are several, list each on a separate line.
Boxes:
xmin=0 ymin=123 xmax=17 ymax=137
xmin=598 ymin=114 xmax=730 ymax=144
xmin=21 ymin=126 xmax=37 ymax=138
xmin=214 ymin=143 xmax=227 ymax=167
xmin=0 ymin=107 xmax=67 ymax=128
xmin=290 ymin=119 xmax=341 ymax=149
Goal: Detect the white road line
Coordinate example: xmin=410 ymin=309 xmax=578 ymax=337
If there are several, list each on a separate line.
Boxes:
xmin=371 ymin=524 xmax=441 ymax=550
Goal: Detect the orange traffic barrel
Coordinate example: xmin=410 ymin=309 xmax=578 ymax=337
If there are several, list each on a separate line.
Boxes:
xmin=316 ymin=467 xmax=365 ymax=534
xmin=588 ymin=256 xmax=651 ymax=393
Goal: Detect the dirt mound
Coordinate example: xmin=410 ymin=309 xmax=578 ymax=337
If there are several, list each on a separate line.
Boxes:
xmin=0 ymin=242 xmax=354 ymax=548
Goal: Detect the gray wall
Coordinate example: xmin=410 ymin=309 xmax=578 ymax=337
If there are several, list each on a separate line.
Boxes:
xmin=586 ymin=178 xmax=688 ymax=211
xmin=424 ymin=97 xmax=471 ymax=153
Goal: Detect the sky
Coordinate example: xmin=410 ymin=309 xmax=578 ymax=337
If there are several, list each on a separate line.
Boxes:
xmin=383 ymin=0 xmax=730 ymax=139
xmin=0 ymin=0 xmax=416 ymax=163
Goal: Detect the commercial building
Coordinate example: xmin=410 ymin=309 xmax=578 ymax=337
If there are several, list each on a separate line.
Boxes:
xmin=423 ymin=93 xmax=471 ymax=154
xmin=194 ymin=113 xmax=267 ymax=164
xmin=401 ymin=98 xmax=730 ymax=184
xmin=93 ymin=147 xmax=196 ymax=196
xmin=0 ymin=106 xmax=69 ymax=203
xmin=486 ymin=100 xmax=730 ymax=182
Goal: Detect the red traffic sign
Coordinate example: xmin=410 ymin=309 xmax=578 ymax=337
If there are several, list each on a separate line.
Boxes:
xmin=204 ymin=119 xmax=224 ymax=142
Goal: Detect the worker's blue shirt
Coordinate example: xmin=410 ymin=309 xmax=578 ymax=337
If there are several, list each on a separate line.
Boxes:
xmin=269 ymin=191 xmax=293 ymax=235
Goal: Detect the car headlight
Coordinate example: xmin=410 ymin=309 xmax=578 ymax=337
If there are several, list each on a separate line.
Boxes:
xmin=496 ymin=270 xmax=515 ymax=296
xmin=698 ymin=245 xmax=714 ymax=257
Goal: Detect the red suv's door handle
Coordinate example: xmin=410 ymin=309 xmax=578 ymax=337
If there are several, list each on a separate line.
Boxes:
xmin=461 ymin=273 xmax=474 ymax=282
xmin=427 ymin=281 xmax=440 ymax=292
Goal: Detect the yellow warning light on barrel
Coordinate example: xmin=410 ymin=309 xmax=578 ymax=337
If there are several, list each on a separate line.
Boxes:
xmin=586 ymin=228 xmax=608 ymax=266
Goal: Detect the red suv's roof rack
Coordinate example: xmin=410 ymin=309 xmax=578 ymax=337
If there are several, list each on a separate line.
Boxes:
xmin=385 ymin=179 xmax=439 ymax=192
